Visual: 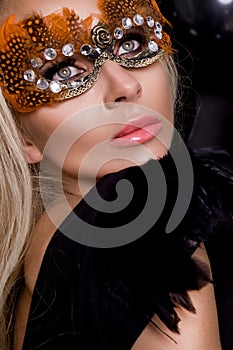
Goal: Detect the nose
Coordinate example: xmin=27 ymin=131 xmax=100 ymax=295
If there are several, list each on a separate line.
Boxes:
xmin=99 ymin=60 xmax=142 ymax=103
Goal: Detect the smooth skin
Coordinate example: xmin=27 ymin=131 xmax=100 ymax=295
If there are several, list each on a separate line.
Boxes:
xmin=12 ymin=0 xmax=222 ymax=349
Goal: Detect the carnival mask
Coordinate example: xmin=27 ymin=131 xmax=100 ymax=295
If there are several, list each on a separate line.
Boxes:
xmin=0 ymin=0 xmax=172 ymax=112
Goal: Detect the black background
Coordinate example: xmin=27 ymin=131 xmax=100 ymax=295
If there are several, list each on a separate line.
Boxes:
xmin=159 ymin=0 xmax=233 ymax=154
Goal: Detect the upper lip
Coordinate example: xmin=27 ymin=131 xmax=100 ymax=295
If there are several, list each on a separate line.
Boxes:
xmin=113 ymin=116 xmax=161 ymax=138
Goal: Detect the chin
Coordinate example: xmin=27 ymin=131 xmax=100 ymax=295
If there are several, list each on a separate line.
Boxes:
xmin=96 ymin=159 xmax=141 ymax=178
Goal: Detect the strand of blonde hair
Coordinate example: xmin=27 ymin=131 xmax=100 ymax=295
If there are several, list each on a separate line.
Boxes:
xmin=0 ymin=90 xmax=33 ymax=349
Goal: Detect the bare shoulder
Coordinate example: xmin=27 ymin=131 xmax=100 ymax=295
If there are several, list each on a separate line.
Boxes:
xmin=24 ymin=211 xmax=58 ymax=294
xmin=13 ymin=212 xmax=57 ymax=350
xmin=14 ymin=198 xmax=79 ymax=350
xmin=132 ymin=244 xmax=222 ymax=350
xmin=24 ymin=196 xmax=80 ymax=293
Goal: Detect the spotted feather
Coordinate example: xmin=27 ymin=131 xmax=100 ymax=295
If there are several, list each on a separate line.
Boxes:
xmin=63 ymin=8 xmax=93 ymax=45
xmin=97 ymin=0 xmax=172 ymax=54
xmin=97 ymin=0 xmax=168 ymax=28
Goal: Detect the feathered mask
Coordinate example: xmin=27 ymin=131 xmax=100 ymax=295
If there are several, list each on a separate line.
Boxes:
xmin=0 ymin=0 xmax=172 ymax=113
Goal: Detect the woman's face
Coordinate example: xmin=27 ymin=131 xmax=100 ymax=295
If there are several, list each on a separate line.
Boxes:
xmin=17 ymin=0 xmax=174 ymax=194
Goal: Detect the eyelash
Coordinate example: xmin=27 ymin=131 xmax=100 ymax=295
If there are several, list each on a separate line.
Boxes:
xmin=43 ymin=60 xmax=86 ymax=82
xmin=115 ymin=31 xmax=147 ymax=57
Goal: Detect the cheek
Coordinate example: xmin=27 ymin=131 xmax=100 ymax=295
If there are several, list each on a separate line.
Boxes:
xmin=59 ymin=126 xmax=114 ymax=182
xmin=20 ymin=99 xmax=90 ymax=151
xmin=141 ymin=64 xmax=174 ymax=124
xmin=21 ymin=115 xmax=59 ymax=152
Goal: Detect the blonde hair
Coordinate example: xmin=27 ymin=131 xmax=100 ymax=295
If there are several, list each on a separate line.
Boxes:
xmin=161 ymin=54 xmax=178 ymax=104
xmin=0 ymin=90 xmax=34 ymax=349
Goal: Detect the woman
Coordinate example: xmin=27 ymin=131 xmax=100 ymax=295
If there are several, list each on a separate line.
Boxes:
xmin=0 ymin=0 xmax=226 ymax=349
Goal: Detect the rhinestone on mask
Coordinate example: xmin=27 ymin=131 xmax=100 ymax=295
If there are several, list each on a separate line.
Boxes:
xmin=122 ymin=17 xmax=132 ymax=29
xmin=155 ymin=22 xmax=163 ymax=40
xmin=80 ymin=44 xmax=93 ymax=56
xmin=50 ymin=80 xmax=63 ymax=93
xmin=155 ymin=22 xmax=162 ymax=31
xmin=114 ymin=28 xmax=124 ymax=40
xmin=66 ymin=80 xmax=83 ymax=89
xmin=133 ymin=14 xmax=144 ymax=26
xmin=44 ymin=48 xmax=57 ymax=61
xmin=36 ymin=78 xmax=49 ymax=90
xmin=148 ymin=40 xmax=158 ymax=52
xmin=146 ymin=16 xmax=155 ymax=28
xmin=62 ymin=44 xmax=75 ymax=57
xmin=31 ymin=57 xmax=43 ymax=69
xmin=23 ymin=69 xmax=36 ymax=83
xmin=155 ymin=30 xmax=162 ymax=40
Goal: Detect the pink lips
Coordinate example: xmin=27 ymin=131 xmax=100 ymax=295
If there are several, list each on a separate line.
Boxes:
xmin=111 ymin=116 xmax=162 ymax=146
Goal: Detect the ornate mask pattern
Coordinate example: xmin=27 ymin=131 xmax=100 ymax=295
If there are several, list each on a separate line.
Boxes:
xmin=0 ymin=0 xmax=172 ymax=112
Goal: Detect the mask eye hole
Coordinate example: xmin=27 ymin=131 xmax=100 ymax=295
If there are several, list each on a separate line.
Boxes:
xmin=53 ymin=66 xmax=84 ymax=81
xmin=117 ymin=39 xmax=140 ymax=56
xmin=41 ymin=55 xmax=94 ymax=83
xmin=114 ymin=29 xmax=148 ymax=58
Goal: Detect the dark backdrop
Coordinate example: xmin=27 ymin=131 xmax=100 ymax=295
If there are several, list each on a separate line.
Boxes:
xmin=160 ymin=0 xmax=233 ymax=154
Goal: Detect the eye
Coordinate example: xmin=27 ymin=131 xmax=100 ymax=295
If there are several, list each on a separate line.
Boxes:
xmin=117 ymin=39 xmax=140 ymax=56
xmin=53 ymin=66 xmax=85 ymax=81
xmin=41 ymin=56 xmax=93 ymax=83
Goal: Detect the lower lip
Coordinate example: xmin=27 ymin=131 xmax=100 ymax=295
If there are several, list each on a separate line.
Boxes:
xmin=110 ymin=122 xmax=162 ymax=147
